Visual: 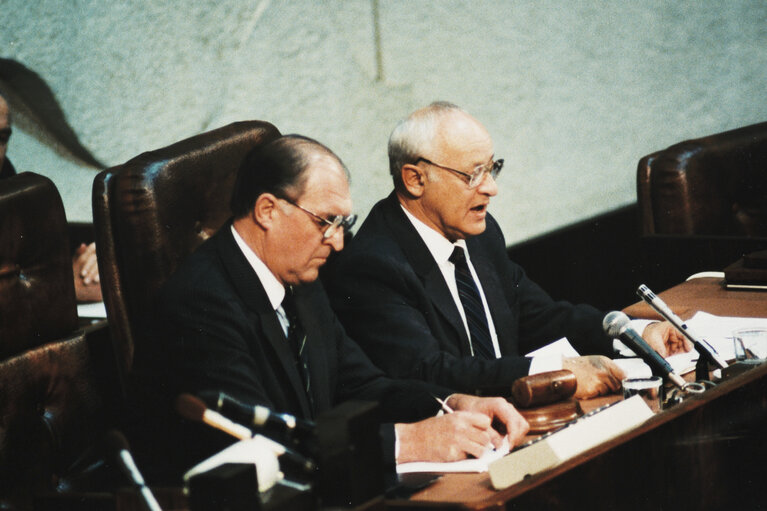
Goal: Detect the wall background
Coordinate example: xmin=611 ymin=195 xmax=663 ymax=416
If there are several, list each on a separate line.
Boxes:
xmin=2 ymin=0 xmax=766 ymax=244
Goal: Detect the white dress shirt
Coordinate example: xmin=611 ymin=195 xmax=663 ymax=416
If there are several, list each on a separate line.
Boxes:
xmin=231 ymin=225 xmax=290 ymax=337
xmin=401 ymin=206 xmax=502 ymax=358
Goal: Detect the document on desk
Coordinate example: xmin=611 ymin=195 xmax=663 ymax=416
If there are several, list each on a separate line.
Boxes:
xmin=396 ymin=437 xmax=511 ymax=474
xmin=613 ymin=312 xmax=766 ymax=377
xmin=685 ymin=311 xmax=767 ymax=358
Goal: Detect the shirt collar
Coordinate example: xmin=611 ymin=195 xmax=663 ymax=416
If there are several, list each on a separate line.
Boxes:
xmin=231 ymin=224 xmax=285 ymax=311
xmin=400 ymin=204 xmax=468 ymax=265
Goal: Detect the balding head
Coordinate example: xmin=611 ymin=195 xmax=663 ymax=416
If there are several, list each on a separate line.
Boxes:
xmin=389 ymin=102 xmax=499 ymax=242
xmin=231 ymin=134 xmax=354 ymax=286
xmin=388 ymin=102 xmax=488 ymax=191
xmin=230 ymin=134 xmax=349 ymax=219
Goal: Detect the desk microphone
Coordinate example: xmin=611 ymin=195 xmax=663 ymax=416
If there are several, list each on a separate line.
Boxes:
xmin=206 ymin=391 xmax=315 ymax=438
xmin=176 ymin=393 xmax=252 ymax=440
xmin=104 ymin=430 xmax=163 ymax=511
xmin=636 ymin=284 xmax=728 ymax=369
xmin=603 ymin=311 xmax=687 ymax=389
xmin=175 ymin=393 xmax=315 ymax=474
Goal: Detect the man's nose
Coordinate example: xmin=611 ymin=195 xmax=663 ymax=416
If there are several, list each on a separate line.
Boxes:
xmin=325 ymin=228 xmax=345 ymax=252
xmin=477 ymin=171 xmax=498 ymax=196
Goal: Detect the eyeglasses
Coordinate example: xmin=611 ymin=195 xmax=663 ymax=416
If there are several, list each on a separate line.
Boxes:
xmin=415 ymin=157 xmax=504 ymax=188
xmin=280 ymin=198 xmax=357 ymax=239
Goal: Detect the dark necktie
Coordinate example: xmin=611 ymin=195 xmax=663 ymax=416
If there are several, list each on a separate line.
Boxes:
xmin=449 ymin=246 xmax=495 ymax=359
xmin=282 ymin=288 xmax=315 ymax=415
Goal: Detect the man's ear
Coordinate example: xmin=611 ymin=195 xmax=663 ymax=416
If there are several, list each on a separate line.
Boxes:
xmin=401 ymin=164 xmax=426 ymax=198
xmin=253 ymin=193 xmax=279 ymax=230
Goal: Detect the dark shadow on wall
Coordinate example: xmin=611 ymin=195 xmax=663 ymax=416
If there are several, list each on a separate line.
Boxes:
xmin=507 ymin=204 xmax=645 ymax=311
xmin=0 ymin=58 xmax=104 ymax=169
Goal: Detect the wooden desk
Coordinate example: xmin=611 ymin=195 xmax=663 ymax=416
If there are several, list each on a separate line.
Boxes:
xmin=392 ymin=277 xmax=767 ymax=510
xmin=623 ymin=276 xmax=767 ymax=319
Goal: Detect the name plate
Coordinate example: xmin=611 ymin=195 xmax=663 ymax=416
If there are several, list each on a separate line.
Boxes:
xmin=488 ymin=395 xmax=654 ymax=490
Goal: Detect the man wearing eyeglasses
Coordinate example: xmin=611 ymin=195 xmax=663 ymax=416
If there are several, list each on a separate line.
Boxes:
xmin=130 ymin=133 xmax=529 ymax=483
xmin=325 ymin=102 xmax=690 ymax=400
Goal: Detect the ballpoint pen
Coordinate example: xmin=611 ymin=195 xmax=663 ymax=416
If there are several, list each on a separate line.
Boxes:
xmin=434 ymin=396 xmax=454 ymax=414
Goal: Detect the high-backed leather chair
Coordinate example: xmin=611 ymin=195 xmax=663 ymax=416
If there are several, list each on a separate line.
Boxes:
xmin=638 ymin=121 xmax=767 ymax=236
xmin=0 ymin=172 xmax=115 ymax=508
xmin=637 ymin=122 xmax=767 ymax=288
xmin=92 ymin=121 xmax=281 ymax=391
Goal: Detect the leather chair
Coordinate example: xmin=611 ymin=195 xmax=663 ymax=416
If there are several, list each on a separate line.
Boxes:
xmin=637 ymin=121 xmax=767 ymax=288
xmin=0 ymin=172 xmax=116 ymax=509
xmin=92 ymin=121 xmax=281 ymax=393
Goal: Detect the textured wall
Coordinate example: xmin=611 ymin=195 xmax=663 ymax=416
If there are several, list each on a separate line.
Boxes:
xmin=2 ymin=0 xmax=766 ymax=244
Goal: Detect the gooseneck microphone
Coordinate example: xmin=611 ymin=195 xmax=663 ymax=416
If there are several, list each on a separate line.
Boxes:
xmin=176 ymin=393 xmax=252 ymax=440
xmin=104 ymin=430 xmax=163 ymax=511
xmin=603 ymin=311 xmax=687 ymax=389
xmin=175 ymin=393 xmax=316 ymax=474
xmin=636 ymin=284 xmax=728 ymax=369
xmin=209 ymin=391 xmax=315 ymax=438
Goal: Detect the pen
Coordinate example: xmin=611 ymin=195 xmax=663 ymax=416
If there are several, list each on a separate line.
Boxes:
xmin=434 ymin=396 xmax=454 ymax=414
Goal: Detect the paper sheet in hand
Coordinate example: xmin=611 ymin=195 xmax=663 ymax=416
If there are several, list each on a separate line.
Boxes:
xmin=396 ymin=437 xmax=510 ymax=474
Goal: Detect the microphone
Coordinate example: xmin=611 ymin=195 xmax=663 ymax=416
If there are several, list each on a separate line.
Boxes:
xmin=104 ymin=430 xmax=163 ymax=511
xmin=176 ymin=393 xmax=316 ymax=474
xmin=176 ymin=393 xmax=252 ymax=440
xmin=636 ymin=284 xmax=728 ymax=369
xmin=603 ymin=311 xmax=687 ymax=389
xmin=208 ymin=391 xmax=315 ymax=438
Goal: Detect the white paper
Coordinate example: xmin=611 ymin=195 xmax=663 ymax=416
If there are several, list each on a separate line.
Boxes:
xmin=525 ymin=337 xmax=580 ymax=358
xmin=77 ymin=301 xmax=107 ymax=319
xmin=396 ymin=437 xmax=510 ymax=474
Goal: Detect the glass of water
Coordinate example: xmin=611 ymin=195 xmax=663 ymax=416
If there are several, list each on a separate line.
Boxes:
xmin=622 ymin=376 xmax=663 ymax=413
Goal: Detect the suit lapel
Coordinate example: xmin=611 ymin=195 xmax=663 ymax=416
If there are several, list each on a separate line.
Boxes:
xmin=214 ymin=226 xmax=313 ymax=418
xmin=379 ymin=195 xmax=473 ymax=355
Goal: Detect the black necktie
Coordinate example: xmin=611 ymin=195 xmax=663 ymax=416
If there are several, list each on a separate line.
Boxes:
xmin=282 ymin=288 xmax=315 ymax=415
xmin=449 ymin=246 xmax=495 ymax=359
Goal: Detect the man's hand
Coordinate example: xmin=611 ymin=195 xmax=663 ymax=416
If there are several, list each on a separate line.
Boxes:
xmin=563 ymin=355 xmax=625 ymax=399
xmin=395 ymin=411 xmax=502 ymax=463
xmin=394 ymin=394 xmax=529 ymax=464
xmin=642 ymin=321 xmax=692 ymax=357
xmin=446 ymin=394 xmax=529 ymax=448
xmin=72 ymin=242 xmax=103 ymax=303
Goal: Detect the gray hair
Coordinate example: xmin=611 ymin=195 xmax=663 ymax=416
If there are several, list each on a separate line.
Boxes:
xmin=387 ymin=101 xmax=466 ymax=190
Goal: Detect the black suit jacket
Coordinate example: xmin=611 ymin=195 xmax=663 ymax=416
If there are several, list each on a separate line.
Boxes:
xmin=129 ymin=223 xmax=448 ymax=483
xmin=325 ymin=193 xmax=613 ymax=396
xmin=0 ymin=157 xmax=16 ymax=179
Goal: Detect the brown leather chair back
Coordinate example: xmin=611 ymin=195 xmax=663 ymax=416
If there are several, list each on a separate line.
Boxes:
xmin=0 ymin=173 xmax=111 ymax=504
xmin=637 ymin=121 xmax=767 ymax=236
xmin=92 ymin=121 xmax=281 ymax=387
xmin=0 ymin=172 xmax=78 ymax=356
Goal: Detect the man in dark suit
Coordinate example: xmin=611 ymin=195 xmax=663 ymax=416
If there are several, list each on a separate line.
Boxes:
xmin=129 ymin=133 xmax=528 ymax=483
xmin=325 ymin=102 xmax=690 ymax=399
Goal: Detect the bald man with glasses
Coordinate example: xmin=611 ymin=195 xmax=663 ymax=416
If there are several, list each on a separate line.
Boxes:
xmin=325 ymin=102 xmax=689 ymax=400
